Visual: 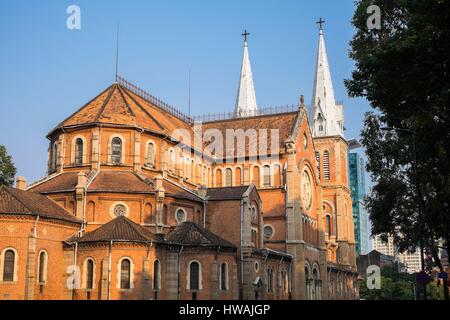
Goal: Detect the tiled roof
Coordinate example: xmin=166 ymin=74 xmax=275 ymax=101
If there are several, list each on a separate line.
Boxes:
xmin=166 ymin=221 xmax=236 ymax=248
xmin=206 ymin=186 xmax=250 ymax=201
xmin=162 ymin=178 xmax=203 ymax=202
xmin=28 ymin=172 xmax=79 ymax=193
xmin=88 ymin=171 xmax=154 ymax=193
xmin=202 ymin=112 xmax=298 ymax=158
xmin=67 ymin=215 xmax=163 ymax=244
xmin=49 ymin=84 xmax=192 ymax=138
xmin=0 ymin=186 xmax=81 ymax=224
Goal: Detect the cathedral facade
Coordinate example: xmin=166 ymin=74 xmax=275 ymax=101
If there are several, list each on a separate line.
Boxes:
xmin=0 ymin=27 xmax=358 ymax=300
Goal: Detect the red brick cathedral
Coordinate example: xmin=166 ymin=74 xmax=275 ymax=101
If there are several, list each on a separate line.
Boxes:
xmin=0 ymin=27 xmax=357 ymax=300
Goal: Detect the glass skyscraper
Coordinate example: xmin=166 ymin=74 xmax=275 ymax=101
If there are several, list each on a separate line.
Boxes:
xmin=348 ymin=152 xmax=369 ymax=255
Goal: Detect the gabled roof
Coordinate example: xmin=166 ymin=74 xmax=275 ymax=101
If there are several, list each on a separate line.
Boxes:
xmin=48 ymin=83 xmax=192 ymax=138
xmin=166 ymin=222 xmax=236 ymax=249
xmin=67 ymin=215 xmax=163 ymax=244
xmin=0 ymin=186 xmax=81 ymax=224
xmin=202 ymin=112 xmax=298 ymax=158
xmin=206 ymin=186 xmax=250 ymax=201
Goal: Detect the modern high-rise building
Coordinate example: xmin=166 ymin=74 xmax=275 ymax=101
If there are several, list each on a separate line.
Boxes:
xmin=348 ymin=153 xmax=369 ymax=255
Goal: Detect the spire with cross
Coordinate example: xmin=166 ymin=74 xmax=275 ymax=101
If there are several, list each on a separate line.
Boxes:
xmin=242 ymin=29 xmax=250 ymax=45
xmin=316 ymin=17 xmax=325 ymax=33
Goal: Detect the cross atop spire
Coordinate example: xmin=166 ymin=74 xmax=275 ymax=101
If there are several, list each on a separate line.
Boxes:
xmin=242 ymin=30 xmax=250 ymax=44
xmin=316 ymin=17 xmax=325 ymax=32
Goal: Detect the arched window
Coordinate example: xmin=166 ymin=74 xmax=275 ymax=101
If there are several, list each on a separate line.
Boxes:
xmin=326 ymin=215 xmax=331 ymax=236
xmin=191 ymin=160 xmax=195 ymax=181
xmin=2 ymin=249 xmax=15 ymax=282
xmin=86 ymin=259 xmax=94 ymax=289
xmin=323 ymin=151 xmax=330 ymax=180
xmin=38 ymin=251 xmax=47 ymax=284
xmin=146 ymin=142 xmax=156 ymax=168
xmin=252 ymin=166 xmax=260 ymax=187
xmin=262 ymin=165 xmax=271 ymax=187
xmin=74 ymin=138 xmax=83 ymax=165
xmin=189 ymin=261 xmax=201 ymax=291
xmin=220 ymin=263 xmax=228 ymax=291
xmin=315 ymin=152 xmax=321 ymax=179
xmin=202 ymin=166 xmax=207 ymax=185
xmin=224 ymin=168 xmax=232 ymax=187
xmin=120 ymin=259 xmax=131 ymax=289
xmin=215 ymin=169 xmax=222 ymax=187
xmin=153 ymin=260 xmax=160 ymax=290
xmin=161 ymin=205 xmax=168 ymax=225
xmin=235 ymin=167 xmax=242 ymax=186
xmin=169 ymin=149 xmax=175 ymax=171
xmin=51 ymin=142 xmax=58 ymax=170
xmin=87 ymin=201 xmax=95 ymax=222
xmin=144 ymin=203 xmax=153 ymax=224
xmin=111 ymin=137 xmax=122 ymax=165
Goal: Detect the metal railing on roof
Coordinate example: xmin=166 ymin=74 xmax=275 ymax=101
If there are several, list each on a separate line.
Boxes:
xmin=117 ymin=75 xmax=303 ymax=124
xmin=192 ymin=104 xmax=301 ymax=123
xmin=117 ymin=75 xmax=194 ymax=124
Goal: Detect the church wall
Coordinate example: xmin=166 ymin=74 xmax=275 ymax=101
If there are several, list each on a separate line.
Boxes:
xmin=0 ymin=216 xmax=79 ymax=300
xmin=206 ymin=200 xmax=242 ymax=248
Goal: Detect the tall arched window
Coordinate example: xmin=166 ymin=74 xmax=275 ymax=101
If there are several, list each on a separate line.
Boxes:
xmin=323 ymin=151 xmax=330 ymax=180
xmin=153 ymin=260 xmax=160 ymax=290
xmin=215 ymin=169 xmax=222 ymax=187
xmin=144 ymin=203 xmax=153 ymax=224
xmin=3 ymin=249 xmax=15 ymax=282
xmin=146 ymin=142 xmax=156 ymax=168
xmin=189 ymin=261 xmax=200 ymax=291
xmin=120 ymin=259 xmax=131 ymax=289
xmin=191 ymin=160 xmax=195 ymax=181
xmin=169 ymin=149 xmax=175 ymax=171
xmin=86 ymin=259 xmax=94 ymax=289
xmin=51 ymin=142 xmax=58 ymax=170
xmin=326 ymin=215 xmax=331 ymax=236
xmin=111 ymin=137 xmax=122 ymax=165
xmin=38 ymin=251 xmax=47 ymax=284
xmin=224 ymin=168 xmax=232 ymax=187
xmin=315 ymin=152 xmax=321 ymax=179
xmin=252 ymin=166 xmax=260 ymax=187
xmin=74 ymin=138 xmax=83 ymax=165
xmin=220 ymin=263 xmax=228 ymax=291
xmin=235 ymin=167 xmax=242 ymax=186
xmin=262 ymin=165 xmax=271 ymax=187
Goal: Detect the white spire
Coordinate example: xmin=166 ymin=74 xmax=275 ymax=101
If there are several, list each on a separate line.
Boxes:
xmin=310 ymin=19 xmax=344 ymax=137
xmin=235 ymin=30 xmax=258 ymax=117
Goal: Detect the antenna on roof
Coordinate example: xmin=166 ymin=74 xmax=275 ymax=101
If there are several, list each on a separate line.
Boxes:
xmin=115 ymin=22 xmax=120 ymax=82
xmin=188 ymin=68 xmax=191 ymax=116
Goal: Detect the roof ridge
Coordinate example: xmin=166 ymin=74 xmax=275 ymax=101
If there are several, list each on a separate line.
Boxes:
xmin=116 ymin=85 xmax=136 ymax=118
xmin=163 ymin=177 xmax=204 ymax=201
xmin=121 ymin=87 xmax=167 ymax=132
xmin=48 ymin=84 xmax=116 ymax=137
xmin=94 ymin=84 xmax=119 ymax=122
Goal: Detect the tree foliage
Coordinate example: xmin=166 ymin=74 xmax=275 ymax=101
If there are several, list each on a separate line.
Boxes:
xmin=346 ymin=0 xmax=450 ymax=276
xmin=0 ymin=145 xmax=16 ymax=187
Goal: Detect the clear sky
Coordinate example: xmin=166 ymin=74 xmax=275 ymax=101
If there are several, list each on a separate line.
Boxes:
xmin=0 ymin=0 xmax=371 ymax=187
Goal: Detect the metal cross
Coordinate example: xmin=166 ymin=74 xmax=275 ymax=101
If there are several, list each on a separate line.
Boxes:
xmin=316 ymin=17 xmax=325 ymax=30
xmin=242 ymin=30 xmax=250 ymax=42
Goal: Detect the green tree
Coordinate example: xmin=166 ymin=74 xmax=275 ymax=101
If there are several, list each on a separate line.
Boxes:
xmin=345 ymin=0 xmax=450 ymax=299
xmin=0 ymin=145 xmax=16 ymax=186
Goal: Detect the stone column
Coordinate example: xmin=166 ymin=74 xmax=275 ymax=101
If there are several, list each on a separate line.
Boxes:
xmin=24 ymin=235 xmax=36 ymax=300
xmin=75 ymin=171 xmax=87 ymax=220
xmin=165 ymin=251 xmax=179 ymax=300
xmin=284 ymin=139 xmax=306 ymax=300
xmin=100 ymin=258 xmax=109 ymax=300
xmin=134 ymin=132 xmax=141 ymax=172
xmin=91 ymin=127 xmax=100 ymax=170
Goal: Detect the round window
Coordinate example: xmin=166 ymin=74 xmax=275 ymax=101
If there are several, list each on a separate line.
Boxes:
xmin=301 ymin=170 xmax=313 ymax=211
xmin=176 ymin=208 xmax=186 ymax=223
xmin=114 ymin=204 xmax=127 ymax=217
xmin=254 ymin=261 xmax=259 ymax=272
xmin=303 ymin=133 xmax=308 ymax=149
xmin=263 ymin=225 xmax=274 ymax=240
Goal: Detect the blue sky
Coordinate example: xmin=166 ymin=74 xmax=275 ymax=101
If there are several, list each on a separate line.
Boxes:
xmin=0 ymin=0 xmax=371 ymax=186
